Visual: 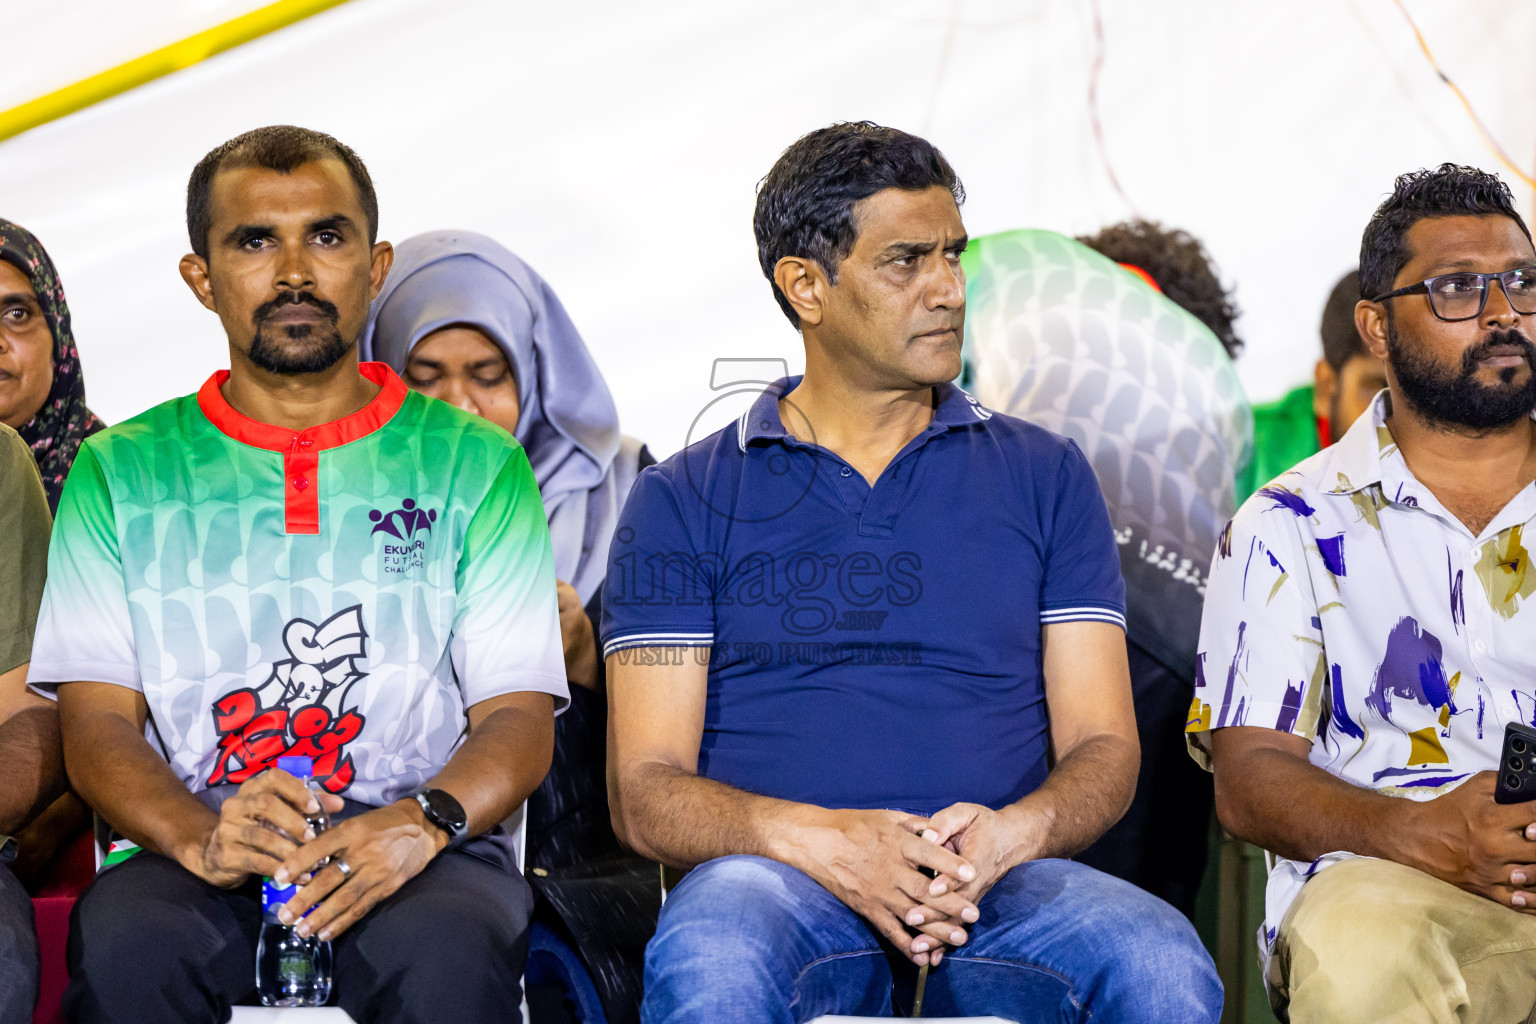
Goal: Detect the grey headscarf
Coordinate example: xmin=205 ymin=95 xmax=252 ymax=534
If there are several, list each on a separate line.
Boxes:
xmin=360 ymin=231 xmax=627 ymax=604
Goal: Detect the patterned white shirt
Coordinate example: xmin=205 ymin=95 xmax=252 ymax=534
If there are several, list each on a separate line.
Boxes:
xmin=1188 ymin=391 xmax=1536 ymax=963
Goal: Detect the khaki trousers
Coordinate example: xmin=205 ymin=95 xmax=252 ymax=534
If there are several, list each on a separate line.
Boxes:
xmin=1273 ymin=857 xmax=1536 ymax=1023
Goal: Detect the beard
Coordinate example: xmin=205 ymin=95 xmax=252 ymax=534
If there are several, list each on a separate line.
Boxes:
xmin=1386 ymin=309 xmax=1536 ymax=432
xmin=248 ymin=292 xmax=350 ymax=375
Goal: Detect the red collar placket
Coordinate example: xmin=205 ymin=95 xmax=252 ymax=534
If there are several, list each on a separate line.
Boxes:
xmin=197 ymin=362 xmax=408 ymax=535
xmin=284 ymin=435 xmax=322 ymax=534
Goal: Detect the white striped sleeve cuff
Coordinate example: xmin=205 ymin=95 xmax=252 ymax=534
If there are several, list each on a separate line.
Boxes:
xmin=602 ymin=632 xmax=715 ymax=659
xmin=1038 ymin=606 xmax=1127 ymax=629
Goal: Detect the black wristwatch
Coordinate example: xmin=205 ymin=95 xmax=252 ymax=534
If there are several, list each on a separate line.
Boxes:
xmin=413 ymin=789 xmax=467 ymax=840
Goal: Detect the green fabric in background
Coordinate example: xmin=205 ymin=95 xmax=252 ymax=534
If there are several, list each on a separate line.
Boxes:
xmin=1239 ymin=384 xmax=1320 ymax=501
xmin=0 ymin=423 xmax=51 ymax=674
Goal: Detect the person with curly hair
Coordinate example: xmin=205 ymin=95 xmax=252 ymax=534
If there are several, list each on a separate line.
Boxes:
xmin=1077 ymin=218 xmax=1243 ymax=358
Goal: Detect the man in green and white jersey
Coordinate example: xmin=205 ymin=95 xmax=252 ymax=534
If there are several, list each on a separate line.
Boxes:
xmin=28 ymin=126 xmax=565 ymax=1024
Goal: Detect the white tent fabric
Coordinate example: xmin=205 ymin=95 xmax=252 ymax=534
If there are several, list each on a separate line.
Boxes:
xmin=4 ymin=0 xmax=1535 ymax=455
xmin=3 ymin=0 xmax=278 ymax=108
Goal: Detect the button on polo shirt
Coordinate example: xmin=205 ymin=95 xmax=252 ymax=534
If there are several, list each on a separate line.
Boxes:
xmin=602 ymin=376 xmax=1125 ymax=816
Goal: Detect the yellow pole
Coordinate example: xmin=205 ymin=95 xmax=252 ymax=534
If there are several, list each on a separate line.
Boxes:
xmin=0 ymin=0 xmax=356 ymax=144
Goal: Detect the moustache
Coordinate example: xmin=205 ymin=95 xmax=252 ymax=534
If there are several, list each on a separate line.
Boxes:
xmin=252 ymin=291 xmax=340 ymax=325
xmin=1463 ymin=329 xmax=1536 ymax=370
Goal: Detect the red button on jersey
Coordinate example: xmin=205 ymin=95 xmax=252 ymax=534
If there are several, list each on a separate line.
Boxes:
xmin=195 ymin=363 xmax=409 ymax=535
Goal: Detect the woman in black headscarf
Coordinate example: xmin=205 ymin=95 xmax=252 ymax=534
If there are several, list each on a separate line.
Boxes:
xmin=0 ymin=219 xmax=104 ymax=511
xmin=0 ymin=220 xmax=99 ymax=912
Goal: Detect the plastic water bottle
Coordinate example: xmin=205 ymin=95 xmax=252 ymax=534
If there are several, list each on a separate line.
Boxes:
xmin=256 ymin=755 xmax=334 ymax=1006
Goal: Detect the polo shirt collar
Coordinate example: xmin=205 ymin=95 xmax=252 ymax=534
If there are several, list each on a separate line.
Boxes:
xmin=197 ymin=361 xmax=408 ymax=452
xmin=735 ymin=375 xmax=991 ymax=452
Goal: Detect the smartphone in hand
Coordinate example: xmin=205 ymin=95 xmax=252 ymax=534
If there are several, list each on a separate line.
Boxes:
xmin=1495 ymin=722 xmax=1536 ymax=804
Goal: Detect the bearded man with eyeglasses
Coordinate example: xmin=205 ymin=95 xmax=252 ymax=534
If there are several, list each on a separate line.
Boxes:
xmin=1189 ymin=164 xmax=1536 ymax=1024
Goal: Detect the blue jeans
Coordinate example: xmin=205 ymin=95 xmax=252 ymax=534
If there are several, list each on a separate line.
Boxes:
xmin=643 ymin=855 xmax=1221 ymax=1023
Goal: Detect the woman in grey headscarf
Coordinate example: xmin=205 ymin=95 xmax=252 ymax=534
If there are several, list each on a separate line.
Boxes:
xmin=363 ymin=229 xmax=645 ymax=614
xmin=362 ymin=231 xmax=655 ymax=1023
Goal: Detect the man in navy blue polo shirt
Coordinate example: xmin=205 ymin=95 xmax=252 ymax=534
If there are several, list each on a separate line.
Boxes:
xmin=603 ymin=122 xmax=1221 ymax=1023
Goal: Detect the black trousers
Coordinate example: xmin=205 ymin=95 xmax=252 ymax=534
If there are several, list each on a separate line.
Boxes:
xmin=1075 ymin=640 xmax=1213 ymax=918
xmin=64 ymin=847 xmax=532 ymax=1024
xmin=0 ymin=862 xmax=37 ymax=1024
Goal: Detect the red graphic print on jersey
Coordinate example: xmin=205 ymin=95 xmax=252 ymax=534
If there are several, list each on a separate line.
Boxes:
xmin=208 ymin=606 xmax=369 ymax=794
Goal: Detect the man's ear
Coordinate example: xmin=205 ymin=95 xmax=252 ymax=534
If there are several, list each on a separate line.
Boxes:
xmin=179 ymin=254 xmax=217 ymax=313
xmin=773 ymin=256 xmax=827 ymax=328
xmin=368 ymin=240 xmax=394 ymax=301
xmin=1312 ymin=358 xmax=1337 ymax=419
xmin=1354 ymin=298 xmax=1391 ymax=362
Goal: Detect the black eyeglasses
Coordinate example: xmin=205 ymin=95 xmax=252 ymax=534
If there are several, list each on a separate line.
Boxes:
xmin=1371 ymin=267 xmax=1536 ymax=322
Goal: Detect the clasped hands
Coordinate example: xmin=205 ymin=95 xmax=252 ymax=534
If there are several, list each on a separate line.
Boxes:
xmin=186 ymin=769 xmax=447 ymax=941
xmin=805 ymin=801 xmax=1043 ymax=966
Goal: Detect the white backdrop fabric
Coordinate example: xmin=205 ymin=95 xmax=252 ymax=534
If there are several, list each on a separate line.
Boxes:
xmin=4 ymin=0 xmax=1535 ymax=456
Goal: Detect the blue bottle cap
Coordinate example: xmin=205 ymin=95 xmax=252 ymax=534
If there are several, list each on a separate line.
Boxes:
xmin=277 ymin=755 xmax=315 ymax=779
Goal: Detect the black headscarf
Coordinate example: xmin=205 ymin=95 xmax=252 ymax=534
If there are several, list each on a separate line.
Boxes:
xmin=0 ymin=219 xmax=105 ymax=512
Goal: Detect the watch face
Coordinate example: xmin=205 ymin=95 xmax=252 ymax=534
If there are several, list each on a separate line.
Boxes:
xmin=423 ymin=789 xmax=467 ymax=831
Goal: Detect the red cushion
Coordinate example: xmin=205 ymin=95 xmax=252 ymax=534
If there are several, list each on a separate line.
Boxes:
xmin=30 ymin=829 xmax=95 ymax=899
xmin=31 ymin=896 xmax=73 ymax=1024
xmin=29 ymin=829 xmax=95 ymax=1024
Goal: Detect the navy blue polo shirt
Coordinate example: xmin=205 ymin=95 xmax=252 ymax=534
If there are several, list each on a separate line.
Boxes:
xmin=601 ymin=377 xmax=1125 ymax=816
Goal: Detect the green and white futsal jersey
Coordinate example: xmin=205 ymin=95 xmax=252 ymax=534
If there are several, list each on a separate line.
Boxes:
xmin=29 ymin=362 xmax=567 ymax=806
